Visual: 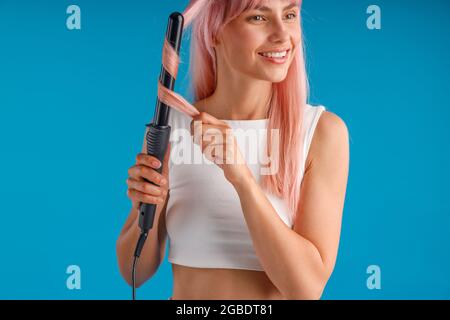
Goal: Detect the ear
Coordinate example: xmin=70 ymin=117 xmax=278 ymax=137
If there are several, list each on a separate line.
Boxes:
xmin=212 ymin=33 xmax=221 ymax=47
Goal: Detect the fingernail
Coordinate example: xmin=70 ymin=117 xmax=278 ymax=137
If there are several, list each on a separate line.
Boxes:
xmin=161 ymin=178 xmax=167 ymax=185
xmin=153 ymin=160 xmax=161 ymax=168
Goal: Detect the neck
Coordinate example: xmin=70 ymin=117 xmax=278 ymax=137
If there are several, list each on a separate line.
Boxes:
xmin=196 ymin=63 xmax=273 ymax=120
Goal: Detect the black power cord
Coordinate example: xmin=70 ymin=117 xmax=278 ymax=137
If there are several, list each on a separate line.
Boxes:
xmin=132 ymin=255 xmax=138 ymax=300
xmin=131 ymin=12 xmax=184 ymax=300
xmin=132 ymin=232 xmax=148 ymax=300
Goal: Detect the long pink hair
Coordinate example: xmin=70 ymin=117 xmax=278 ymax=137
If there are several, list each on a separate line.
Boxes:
xmin=157 ymin=0 xmax=308 ymax=223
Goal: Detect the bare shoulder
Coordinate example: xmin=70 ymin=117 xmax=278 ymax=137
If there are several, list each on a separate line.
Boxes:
xmin=294 ymin=110 xmax=349 ymax=279
xmin=306 ymin=110 xmax=349 ymax=171
xmin=316 ymin=111 xmax=349 ymax=141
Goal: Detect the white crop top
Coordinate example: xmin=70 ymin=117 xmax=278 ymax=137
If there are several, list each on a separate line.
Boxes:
xmin=165 ymin=104 xmax=326 ymax=271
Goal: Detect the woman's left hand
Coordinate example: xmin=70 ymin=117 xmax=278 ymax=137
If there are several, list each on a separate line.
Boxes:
xmin=190 ymin=112 xmax=251 ymax=186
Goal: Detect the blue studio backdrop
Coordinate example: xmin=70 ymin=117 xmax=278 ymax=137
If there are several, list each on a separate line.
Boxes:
xmin=0 ymin=0 xmax=449 ymax=299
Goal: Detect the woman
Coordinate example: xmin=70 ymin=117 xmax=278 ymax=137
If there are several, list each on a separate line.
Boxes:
xmin=117 ymin=0 xmax=349 ymax=300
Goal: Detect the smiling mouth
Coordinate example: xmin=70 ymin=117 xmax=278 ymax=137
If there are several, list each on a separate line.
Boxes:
xmin=257 ymin=49 xmax=291 ymax=64
xmin=258 ymin=49 xmax=291 ymax=59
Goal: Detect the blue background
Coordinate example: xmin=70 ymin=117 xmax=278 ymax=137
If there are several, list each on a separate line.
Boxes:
xmin=0 ymin=0 xmax=449 ymax=299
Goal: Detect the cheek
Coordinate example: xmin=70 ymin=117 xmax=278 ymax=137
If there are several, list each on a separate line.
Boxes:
xmin=223 ymin=27 xmax=261 ymax=62
xmin=290 ymin=27 xmax=302 ymax=49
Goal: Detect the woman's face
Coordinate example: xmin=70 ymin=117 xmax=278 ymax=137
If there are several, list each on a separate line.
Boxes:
xmin=214 ymin=0 xmax=301 ymax=83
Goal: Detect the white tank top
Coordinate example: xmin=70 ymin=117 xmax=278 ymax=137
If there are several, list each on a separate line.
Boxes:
xmin=165 ymin=104 xmax=326 ymax=271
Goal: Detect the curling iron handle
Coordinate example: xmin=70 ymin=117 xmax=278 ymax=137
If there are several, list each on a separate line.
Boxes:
xmin=138 ymin=123 xmax=171 ymax=233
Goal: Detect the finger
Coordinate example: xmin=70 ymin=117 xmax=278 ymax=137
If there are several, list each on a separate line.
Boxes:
xmin=203 ymin=143 xmax=226 ymax=164
xmin=127 ymin=189 xmax=165 ymax=205
xmin=203 ymin=145 xmax=225 ymax=166
xmin=205 ymin=139 xmax=241 ymax=165
xmin=190 ymin=121 xmax=229 ymax=134
xmin=136 ymin=153 xmax=162 ymax=169
xmin=191 ymin=120 xmax=203 ymax=146
xmin=128 ymin=165 xmax=141 ymax=180
xmin=192 ymin=111 xmax=229 ymax=126
xmin=128 ymin=165 xmax=167 ymax=186
xmin=190 ymin=117 xmax=229 ymax=136
xmin=192 ymin=125 xmax=228 ymax=149
xmin=202 ymin=124 xmax=228 ymax=136
xmin=126 ymin=178 xmax=167 ymax=196
xmin=201 ymin=127 xmax=230 ymax=151
xmin=202 ymin=139 xmax=223 ymax=153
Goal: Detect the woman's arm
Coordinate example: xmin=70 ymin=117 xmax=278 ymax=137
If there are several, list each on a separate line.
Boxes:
xmin=116 ymin=128 xmax=170 ymax=288
xmin=232 ymin=111 xmax=349 ymax=300
xmin=116 ymin=195 xmax=169 ymax=288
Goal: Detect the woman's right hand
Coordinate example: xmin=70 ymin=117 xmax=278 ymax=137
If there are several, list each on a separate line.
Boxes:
xmin=126 ymin=144 xmax=171 ymax=211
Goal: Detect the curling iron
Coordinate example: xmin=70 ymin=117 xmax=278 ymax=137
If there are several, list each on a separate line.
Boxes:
xmin=132 ymin=12 xmax=184 ymax=300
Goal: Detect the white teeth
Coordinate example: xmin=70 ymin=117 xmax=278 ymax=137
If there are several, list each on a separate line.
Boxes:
xmin=261 ymin=51 xmax=287 ymax=58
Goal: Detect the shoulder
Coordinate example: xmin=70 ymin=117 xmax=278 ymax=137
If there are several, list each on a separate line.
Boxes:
xmin=306 ymin=110 xmax=349 ymax=172
xmin=316 ymin=111 xmax=348 ymax=141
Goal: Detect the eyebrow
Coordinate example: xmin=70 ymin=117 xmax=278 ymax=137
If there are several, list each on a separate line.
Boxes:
xmin=254 ymin=2 xmax=299 ymax=12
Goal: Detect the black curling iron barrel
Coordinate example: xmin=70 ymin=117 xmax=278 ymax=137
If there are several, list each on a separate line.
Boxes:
xmin=132 ymin=12 xmax=184 ymax=300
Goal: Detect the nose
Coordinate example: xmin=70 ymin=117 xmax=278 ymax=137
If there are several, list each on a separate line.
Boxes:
xmin=268 ymin=17 xmax=290 ymax=43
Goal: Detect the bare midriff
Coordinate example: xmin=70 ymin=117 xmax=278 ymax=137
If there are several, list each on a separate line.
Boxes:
xmin=170 ymin=263 xmax=286 ymax=300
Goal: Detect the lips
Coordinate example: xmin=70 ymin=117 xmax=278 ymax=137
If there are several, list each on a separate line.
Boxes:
xmin=257 ymin=48 xmax=291 ymax=65
xmin=258 ymin=47 xmax=291 ymax=54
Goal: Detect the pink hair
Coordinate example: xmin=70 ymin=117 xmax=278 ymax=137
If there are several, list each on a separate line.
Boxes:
xmin=158 ymin=0 xmax=308 ymax=223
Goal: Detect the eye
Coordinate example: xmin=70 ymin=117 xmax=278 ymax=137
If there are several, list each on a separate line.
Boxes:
xmin=248 ymin=15 xmax=266 ymax=22
xmin=285 ymin=12 xmax=297 ymax=20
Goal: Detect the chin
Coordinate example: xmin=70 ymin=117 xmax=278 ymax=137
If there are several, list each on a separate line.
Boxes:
xmin=263 ymin=72 xmax=289 ymax=83
xmin=244 ymin=67 xmax=288 ymax=83
xmin=270 ymin=75 xmax=288 ymax=83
